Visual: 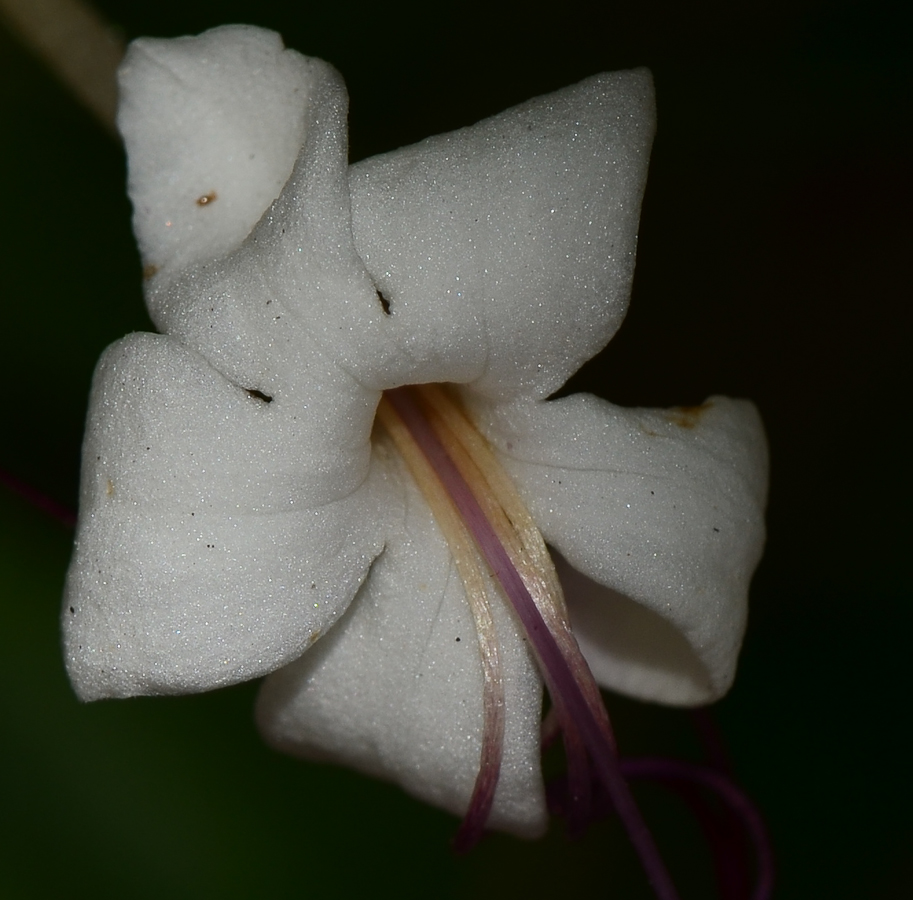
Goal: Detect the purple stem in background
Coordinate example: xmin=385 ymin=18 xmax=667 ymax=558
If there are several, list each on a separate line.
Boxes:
xmin=679 ymin=780 xmax=748 ymax=900
xmin=688 ymin=710 xmax=749 ymax=897
xmin=0 ymin=468 xmax=76 ymax=529
xmin=621 ymin=758 xmax=774 ymax=900
xmin=387 ymin=386 xmax=681 ymax=900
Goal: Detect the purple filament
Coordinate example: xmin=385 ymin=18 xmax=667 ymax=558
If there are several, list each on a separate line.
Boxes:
xmin=0 ymin=468 xmax=76 ymax=529
xmin=453 ymin=670 xmax=504 ymax=853
xmin=385 ymin=386 xmax=681 ymax=900
xmin=453 ymin=742 xmax=501 ymax=853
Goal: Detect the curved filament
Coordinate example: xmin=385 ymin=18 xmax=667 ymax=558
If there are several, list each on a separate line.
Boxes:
xmin=381 ymin=385 xmax=680 ymax=900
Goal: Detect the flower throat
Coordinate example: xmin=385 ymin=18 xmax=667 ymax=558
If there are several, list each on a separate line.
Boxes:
xmin=377 ymin=385 xmax=681 ymax=900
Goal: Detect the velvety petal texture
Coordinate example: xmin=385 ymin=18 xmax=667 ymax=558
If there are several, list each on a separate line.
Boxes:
xmin=256 ymin=435 xmax=546 ymax=837
xmin=118 ymin=25 xmax=316 ymax=279
xmin=348 ymin=70 xmax=655 ymax=400
xmin=64 ymin=333 xmax=390 ymax=700
xmin=63 ymin=23 xmax=766 ymax=836
xmin=67 ymin=27 xmax=389 ymax=699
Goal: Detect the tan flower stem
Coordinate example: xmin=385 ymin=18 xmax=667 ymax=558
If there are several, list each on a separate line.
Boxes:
xmin=0 ymin=0 xmax=123 ymax=134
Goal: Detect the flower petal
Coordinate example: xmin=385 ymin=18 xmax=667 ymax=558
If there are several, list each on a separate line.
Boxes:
xmin=347 ymin=71 xmax=655 ymax=400
xmin=63 ymin=333 xmax=389 ymax=700
xmin=130 ymin=26 xmax=386 ymax=408
xmin=256 ymin=433 xmax=546 ymax=837
xmin=468 ymin=393 xmax=768 ymax=705
xmin=118 ymin=25 xmax=319 ymax=279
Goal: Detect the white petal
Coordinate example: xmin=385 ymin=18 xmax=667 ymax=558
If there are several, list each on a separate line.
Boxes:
xmin=117 ymin=25 xmax=323 ymax=279
xmin=134 ymin=28 xmax=384 ymax=404
xmin=469 ymin=393 xmax=768 ymax=705
xmin=348 ymin=71 xmax=655 ymax=399
xmin=63 ymin=334 xmax=389 ymax=700
xmin=256 ymin=434 xmax=546 ymax=837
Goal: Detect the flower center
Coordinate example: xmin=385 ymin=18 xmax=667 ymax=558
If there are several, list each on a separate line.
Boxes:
xmin=377 ymin=385 xmax=681 ymax=899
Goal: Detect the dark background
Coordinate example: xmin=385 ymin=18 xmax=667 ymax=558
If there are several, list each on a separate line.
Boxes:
xmin=1 ymin=1 xmax=909 ymax=897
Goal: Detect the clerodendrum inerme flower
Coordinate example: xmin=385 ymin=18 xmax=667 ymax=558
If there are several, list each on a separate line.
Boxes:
xmin=63 ymin=24 xmax=767 ymax=856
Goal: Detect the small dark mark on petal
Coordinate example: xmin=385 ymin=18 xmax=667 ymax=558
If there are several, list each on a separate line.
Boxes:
xmin=196 ymin=191 xmax=217 ymax=206
xmin=246 ymin=389 xmax=273 ymax=403
xmin=376 ymin=289 xmax=391 ymax=315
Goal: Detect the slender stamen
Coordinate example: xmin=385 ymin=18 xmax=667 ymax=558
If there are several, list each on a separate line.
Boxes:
xmin=417 ymin=385 xmax=569 ymax=622
xmin=382 ymin=385 xmax=680 ymax=900
xmin=414 ymin=387 xmax=617 ymax=760
xmin=559 ymin=714 xmax=593 ymax=837
xmin=375 ymin=398 xmax=506 ymax=850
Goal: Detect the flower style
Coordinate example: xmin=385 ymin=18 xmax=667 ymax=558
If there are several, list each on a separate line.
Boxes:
xmin=63 ymin=24 xmax=767 ymax=845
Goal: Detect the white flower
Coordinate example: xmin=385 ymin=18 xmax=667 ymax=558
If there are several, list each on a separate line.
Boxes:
xmin=63 ymin=25 xmax=767 ymax=840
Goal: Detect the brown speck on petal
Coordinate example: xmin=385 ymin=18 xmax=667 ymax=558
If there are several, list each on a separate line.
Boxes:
xmin=196 ymin=191 xmax=218 ymax=206
xmin=668 ymin=401 xmax=714 ymax=429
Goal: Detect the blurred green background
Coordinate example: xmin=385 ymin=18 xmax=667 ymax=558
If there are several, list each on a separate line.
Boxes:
xmin=1 ymin=1 xmax=909 ymax=897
